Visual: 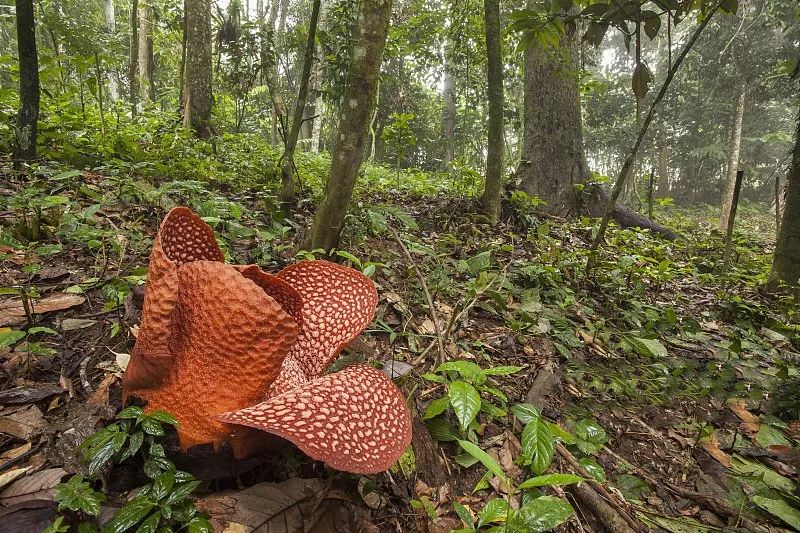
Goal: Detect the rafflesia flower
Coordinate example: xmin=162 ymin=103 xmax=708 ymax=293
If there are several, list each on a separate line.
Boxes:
xmin=122 ymin=207 xmax=412 ymax=474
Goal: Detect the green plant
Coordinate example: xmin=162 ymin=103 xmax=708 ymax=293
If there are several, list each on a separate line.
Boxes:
xmin=50 ymin=406 xmax=211 ymax=532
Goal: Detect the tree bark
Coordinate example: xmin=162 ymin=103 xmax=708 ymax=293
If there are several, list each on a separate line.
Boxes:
xmin=441 ymin=57 xmax=456 ymax=166
xmin=184 ymin=0 xmax=213 ymax=139
xmin=14 ymin=0 xmax=39 ymax=161
xmin=770 ymin=107 xmax=800 ymax=288
xmin=137 ymin=1 xmax=155 ymax=103
xmin=105 ymin=0 xmax=119 ymax=101
xmin=719 ymin=74 xmax=746 ymax=231
xmin=129 ymin=0 xmax=139 ymax=116
xmin=479 ymin=0 xmax=503 ymax=220
xmin=308 ymin=0 xmax=393 ymax=251
xmin=656 ymin=141 xmax=669 ymax=196
xmin=279 ymin=0 xmax=322 ymax=208
xmin=517 ymin=29 xmax=588 ymax=215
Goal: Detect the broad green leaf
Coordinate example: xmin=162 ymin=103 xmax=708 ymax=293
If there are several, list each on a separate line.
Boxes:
xmin=731 ymin=455 xmax=796 ymax=493
xmin=163 ymin=480 xmax=202 ymax=506
xmin=104 ymin=496 xmax=157 ymax=533
xmin=118 ymin=406 xmax=144 ymax=419
xmin=452 ymin=501 xmax=474 ymax=528
xmin=751 ymin=490 xmax=800 ymax=530
xmin=55 ymin=475 xmax=106 ymax=516
xmin=145 ymin=411 xmax=178 ymax=426
xmin=425 ymin=418 xmax=459 ymax=442
xmin=626 ymin=336 xmax=668 ymax=358
xmin=151 ymin=470 xmax=176 ymax=500
xmin=448 ymin=381 xmax=481 ymax=431
xmin=457 ymin=440 xmax=508 ymax=484
xmin=436 ymin=361 xmax=485 ymax=383
xmin=574 ymin=419 xmax=608 ymax=454
xmin=511 ymin=403 xmax=541 ymax=424
xmin=579 ymin=458 xmax=606 ymax=482
xmin=510 ymin=496 xmax=573 ymax=532
xmin=0 ymin=329 xmax=25 ymax=348
xmin=423 ymin=397 xmax=451 ymax=420
xmin=521 ymin=418 xmax=555 ymax=475
xmin=477 ymin=498 xmax=510 ymax=527
xmin=518 ymin=473 xmax=583 ymax=489
xmin=134 ymin=511 xmax=160 ymax=533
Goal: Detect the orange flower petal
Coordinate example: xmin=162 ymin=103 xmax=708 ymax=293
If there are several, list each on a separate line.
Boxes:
xmin=123 ymin=208 xmax=224 ymax=397
xmin=219 ymin=365 xmax=412 ymax=473
xmin=276 ymin=261 xmax=378 ymax=380
xmin=138 ymin=261 xmax=298 ymax=455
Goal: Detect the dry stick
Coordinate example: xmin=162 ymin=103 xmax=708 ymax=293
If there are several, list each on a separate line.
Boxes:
xmin=388 ymin=226 xmax=446 ymax=365
xmin=557 ymin=443 xmax=645 ymax=533
xmin=723 ymin=169 xmax=744 ymax=265
xmin=587 ymin=2 xmax=722 ymax=271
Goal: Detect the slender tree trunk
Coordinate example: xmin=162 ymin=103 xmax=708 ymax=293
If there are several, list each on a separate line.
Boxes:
xmin=656 ymin=141 xmax=668 ymax=196
xmin=308 ymin=0 xmax=393 ymax=251
xmin=517 ymin=29 xmax=587 ymax=214
xmin=14 ymin=0 xmax=39 ymax=161
xmin=137 ymin=2 xmax=155 ymax=102
xmin=264 ymin=0 xmax=285 ymax=146
xmin=183 ymin=0 xmax=213 ymax=139
xmin=300 ymin=0 xmax=327 ymax=147
xmin=719 ymin=75 xmax=746 ymax=231
xmin=441 ymin=55 xmax=456 ymax=166
xmin=479 ymin=0 xmax=503 ymax=220
xmin=279 ymin=0 xmax=322 ymax=208
xmin=129 ymin=0 xmax=139 ymax=116
xmin=769 ymin=108 xmax=800 ymax=288
xmin=105 ymin=0 xmax=119 ymax=101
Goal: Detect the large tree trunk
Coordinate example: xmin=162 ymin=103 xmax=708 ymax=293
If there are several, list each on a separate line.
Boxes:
xmin=518 ymin=29 xmax=588 ymax=215
xmin=770 ymin=108 xmax=800 ymax=287
xmin=183 ymin=0 xmax=213 ymax=139
xmin=129 ymin=0 xmax=139 ymax=115
xmin=719 ymin=74 xmax=746 ymax=231
xmin=279 ymin=0 xmax=322 ymax=208
xmin=308 ymin=0 xmax=392 ymax=251
xmin=137 ymin=1 xmax=155 ymax=103
xmin=105 ymin=0 xmax=119 ymax=101
xmin=441 ymin=57 xmax=456 ymax=166
xmin=479 ymin=0 xmax=503 ymax=220
xmin=14 ymin=0 xmax=39 ymax=161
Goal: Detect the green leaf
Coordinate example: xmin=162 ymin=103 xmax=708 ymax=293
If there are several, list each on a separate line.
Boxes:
xmin=448 ymin=381 xmax=481 ymax=431
xmin=134 ymin=511 xmax=160 ymax=533
xmin=151 ymin=470 xmax=176 ymax=501
xmin=104 ymin=496 xmax=157 ymax=533
xmin=456 ymin=440 xmax=508 ymax=484
xmin=425 ymin=417 xmax=459 ymax=442
xmin=118 ymin=406 xmax=144 ymax=419
xmin=27 ymin=326 xmax=58 ymax=335
xmin=119 ymin=431 xmax=144 ymax=462
xmin=87 ymin=437 xmax=119 ymax=476
xmin=511 ymin=403 xmax=541 ymax=424
xmin=145 ymin=411 xmax=178 ymax=426
xmin=477 ymin=498 xmax=510 ymax=527
xmin=141 ymin=417 xmax=165 ymax=436
xmin=579 ymin=458 xmax=606 ymax=482
xmin=510 ymin=496 xmax=573 ymax=532
xmin=435 ymin=361 xmax=485 ymax=383
xmin=483 ymin=365 xmax=525 ymax=376
xmin=518 ymin=473 xmax=583 ymax=489
xmin=186 ymin=516 xmax=212 ymax=533
xmin=751 ymin=490 xmax=800 ymax=530
xmin=626 ymin=335 xmax=667 ymax=358
xmin=574 ymin=419 xmax=608 ymax=455
xmin=0 ymin=329 xmax=26 ymax=348
xmin=56 ymin=475 xmax=106 ymax=516
xmin=643 ymin=12 xmax=661 ymax=39
xmin=452 ymin=501 xmax=474 ymax=528
xmin=163 ymin=480 xmax=202 ymax=506
xmin=521 ymin=418 xmax=555 ymax=475
xmin=423 ymin=397 xmax=451 ymax=420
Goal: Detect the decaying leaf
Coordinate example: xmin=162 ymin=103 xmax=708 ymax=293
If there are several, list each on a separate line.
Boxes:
xmin=195 ymin=478 xmax=354 ymax=532
xmin=0 ymin=293 xmax=85 ymax=327
xmin=727 ymin=399 xmax=760 ymax=437
xmin=0 ymin=468 xmax=67 ymax=506
xmin=0 ymin=405 xmax=47 ymax=440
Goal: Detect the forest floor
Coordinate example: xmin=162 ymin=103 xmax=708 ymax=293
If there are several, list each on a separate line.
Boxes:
xmin=0 ymin=160 xmax=799 ymax=532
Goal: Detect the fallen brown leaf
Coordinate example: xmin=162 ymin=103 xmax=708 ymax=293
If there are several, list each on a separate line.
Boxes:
xmin=0 ymin=293 xmax=85 ymax=327
xmin=0 ymin=468 xmax=67 ymax=506
xmin=0 ymin=405 xmax=46 ymax=440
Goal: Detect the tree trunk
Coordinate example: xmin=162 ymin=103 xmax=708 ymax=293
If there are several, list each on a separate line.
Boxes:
xmin=479 ymin=0 xmax=503 ymax=220
xmin=656 ymin=141 xmax=669 ymax=196
xmin=184 ymin=0 xmax=213 ymax=139
xmin=129 ymin=0 xmax=139 ymax=116
xmin=279 ymin=0 xmax=322 ymax=208
xmin=308 ymin=0 xmax=392 ymax=251
xmin=105 ymin=0 xmax=119 ymax=101
xmin=517 ymin=29 xmax=588 ymax=214
xmin=770 ymin=108 xmax=800 ymax=288
xmin=263 ymin=0 xmax=286 ymax=147
xmin=13 ymin=0 xmax=39 ymax=161
xmin=137 ymin=1 xmax=155 ymax=103
xmin=441 ymin=58 xmax=456 ymax=166
xmin=719 ymin=75 xmax=746 ymax=231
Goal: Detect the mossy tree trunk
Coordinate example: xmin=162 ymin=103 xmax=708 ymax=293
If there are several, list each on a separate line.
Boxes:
xmin=183 ymin=0 xmax=213 ymax=139
xmin=479 ymin=0 xmax=503 ymax=221
xmin=308 ymin=0 xmax=393 ymax=252
xmin=517 ymin=29 xmax=588 ymax=215
xmin=14 ymin=0 xmax=39 ymax=161
xmin=770 ymin=107 xmax=800 ymax=288
xmin=279 ymin=0 xmax=321 ymax=209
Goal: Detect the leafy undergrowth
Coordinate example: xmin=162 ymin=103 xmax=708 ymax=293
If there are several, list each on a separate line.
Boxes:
xmin=0 ymin=155 xmax=798 ymax=532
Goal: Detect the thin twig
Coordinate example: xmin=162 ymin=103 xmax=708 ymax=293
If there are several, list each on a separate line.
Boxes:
xmin=388 ymin=226 xmax=446 ymax=364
